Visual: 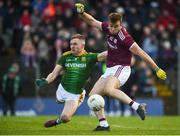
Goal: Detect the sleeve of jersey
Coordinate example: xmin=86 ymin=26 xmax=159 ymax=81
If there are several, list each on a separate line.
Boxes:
xmin=123 ymin=34 xmax=135 ymax=49
xmin=90 ymin=53 xmax=98 ymax=63
xmin=101 ymin=22 xmax=109 ymax=33
xmin=56 ymin=55 xmax=65 ymax=66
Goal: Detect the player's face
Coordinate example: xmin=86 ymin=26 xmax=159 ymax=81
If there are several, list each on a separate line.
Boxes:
xmin=109 ymin=21 xmax=121 ymax=34
xmin=70 ymin=38 xmax=84 ymax=55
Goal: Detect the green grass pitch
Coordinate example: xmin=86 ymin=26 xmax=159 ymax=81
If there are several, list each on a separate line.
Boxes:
xmin=0 ymin=116 xmax=180 ymax=135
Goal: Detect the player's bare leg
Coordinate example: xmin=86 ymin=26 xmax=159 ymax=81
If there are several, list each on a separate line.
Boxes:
xmin=89 ymin=77 xmax=106 ymax=96
xmin=89 ymin=78 xmax=110 ymax=131
xmin=60 ymin=100 xmax=79 ymax=122
xmin=103 ymin=75 xmax=147 ymax=120
xmin=44 ymin=100 xmax=79 ymax=128
xmin=103 ymin=76 xmax=132 ymax=104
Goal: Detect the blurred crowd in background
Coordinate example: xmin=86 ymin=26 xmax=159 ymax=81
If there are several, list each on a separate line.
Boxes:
xmin=0 ymin=0 xmax=179 ymax=115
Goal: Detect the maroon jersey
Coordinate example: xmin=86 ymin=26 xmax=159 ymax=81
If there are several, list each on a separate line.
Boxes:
xmin=102 ymin=22 xmax=135 ymax=67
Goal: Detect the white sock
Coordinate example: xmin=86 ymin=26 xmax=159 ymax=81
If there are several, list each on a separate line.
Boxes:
xmin=131 ymin=101 xmax=140 ymax=110
xmin=56 ymin=118 xmax=62 ymax=124
xmin=100 ymin=120 xmax=109 ymax=127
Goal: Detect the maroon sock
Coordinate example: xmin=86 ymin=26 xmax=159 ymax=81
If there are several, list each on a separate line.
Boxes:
xmin=129 ymin=101 xmax=134 ymax=106
xmin=99 ymin=118 xmax=106 ymax=122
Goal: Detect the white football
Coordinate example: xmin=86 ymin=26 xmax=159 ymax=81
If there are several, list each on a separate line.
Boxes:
xmin=87 ymin=94 xmax=105 ymax=111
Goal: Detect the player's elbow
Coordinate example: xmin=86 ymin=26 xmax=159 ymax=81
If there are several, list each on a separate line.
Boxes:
xmin=91 ymin=21 xmax=97 ymax=27
xmin=61 ymin=115 xmax=71 ymax=123
xmin=91 ymin=20 xmax=100 ymax=28
xmin=50 ymin=72 xmax=58 ymax=80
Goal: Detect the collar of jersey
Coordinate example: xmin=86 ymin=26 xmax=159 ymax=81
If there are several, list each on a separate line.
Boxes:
xmin=73 ymin=50 xmax=87 ymax=56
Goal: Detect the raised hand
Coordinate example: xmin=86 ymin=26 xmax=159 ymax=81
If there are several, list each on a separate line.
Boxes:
xmin=75 ymin=3 xmax=84 ymax=14
xmin=156 ymin=68 xmax=167 ymax=80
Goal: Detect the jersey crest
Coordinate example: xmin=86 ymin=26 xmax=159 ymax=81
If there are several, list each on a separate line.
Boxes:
xmin=81 ymin=57 xmax=86 ymax=62
xmin=107 ymin=41 xmax=118 ymax=50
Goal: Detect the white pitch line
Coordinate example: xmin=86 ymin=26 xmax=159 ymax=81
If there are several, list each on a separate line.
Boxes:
xmin=78 ymin=121 xmax=179 ymax=131
xmin=111 ymin=124 xmax=179 ymax=131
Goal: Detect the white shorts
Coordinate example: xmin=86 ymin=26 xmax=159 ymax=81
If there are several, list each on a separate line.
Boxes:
xmin=101 ymin=65 xmax=131 ymax=86
xmin=56 ymin=84 xmax=86 ymax=103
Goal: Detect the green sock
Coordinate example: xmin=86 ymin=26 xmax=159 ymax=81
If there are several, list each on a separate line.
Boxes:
xmin=56 ymin=118 xmax=63 ymax=125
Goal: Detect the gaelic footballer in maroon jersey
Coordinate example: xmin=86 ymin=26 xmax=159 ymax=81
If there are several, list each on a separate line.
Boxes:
xmin=76 ymin=3 xmax=167 ymax=130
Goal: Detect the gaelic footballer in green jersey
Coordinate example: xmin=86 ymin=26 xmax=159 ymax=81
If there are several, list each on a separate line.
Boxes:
xmin=35 ymin=34 xmax=107 ymax=128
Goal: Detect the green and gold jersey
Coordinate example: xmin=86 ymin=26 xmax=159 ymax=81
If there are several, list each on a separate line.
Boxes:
xmin=57 ymin=51 xmax=98 ymax=94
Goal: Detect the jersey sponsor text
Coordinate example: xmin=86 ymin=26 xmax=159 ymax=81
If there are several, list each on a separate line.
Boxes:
xmin=65 ymin=63 xmax=86 ymax=68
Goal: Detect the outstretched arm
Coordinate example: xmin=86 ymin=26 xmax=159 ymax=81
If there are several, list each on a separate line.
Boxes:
xmin=130 ymin=43 xmax=158 ymax=70
xmin=35 ymin=64 xmax=63 ymax=87
xmin=45 ymin=64 xmax=63 ymax=84
xmin=97 ymin=51 xmax=108 ymax=62
xmin=75 ymin=3 xmax=102 ymax=30
xmin=129 ymin=42 xmax=167 ymax=80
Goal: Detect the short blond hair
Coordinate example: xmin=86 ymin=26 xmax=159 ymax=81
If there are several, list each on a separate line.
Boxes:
xmin=71 ymin=34 xmax=85 ymax=40
xmin=71 ymin=34 xmax=85 ymax=45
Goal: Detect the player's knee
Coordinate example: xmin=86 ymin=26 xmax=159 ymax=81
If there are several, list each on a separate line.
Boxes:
xmin=89 ymin=87 xmax=104 ymax=96
xmin=104 ymin=85 xmax=112 ymax=94
xmin=61 ymin=115 xmax=71 ymax=123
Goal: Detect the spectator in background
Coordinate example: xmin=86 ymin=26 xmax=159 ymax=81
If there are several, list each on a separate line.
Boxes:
xmin=32 ymin=0 xmax=47 ymax=15
xmin=20 ymin=9 xmax=32 ymax=27
xmin=42 ymin=0 xmax=56 ymax=23
xmin=160 ymin=0 xmax=176 ymax=16
xmin=159 ymin=40 xmax=176 ymax=70
xmin=37 ymin=38 xmax=50 ymax=63
xmin=1 ymin=63 xmax=21 ymax=116
xmin=0 ymin=0 xmax=6 ymax=18
xmin=3 ymin=6 xmax=16 ymax=32
xmin=138 ymin=61 xmax=157 ymax=97
xmin=20 ymin=39 xmax=37 ymax=68
xmin=54 ymin=38 xmax=63 ymax=61
xmin=142 ymin=26 xmax=158 ymax=61
xmin=176 ymin=0 xmax=180 ymax=21
xmin=174 ymin=30 xmax=180 ymax=50
xmin=0 ymin=36 xmax=5 ymax=56
xmin=130 ymin=21 xmax=143 ymax=45
xmin=159 ymin=40 xmax=177 ymax=91
xmin=31 ymin=8 xmax=41 ymax=29
xmin=20 ymin=0 xmax=32 ymax=14
xmin=157 ymin=10 xmax=177 ymax=30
